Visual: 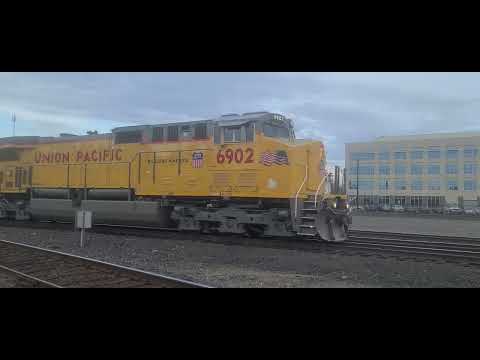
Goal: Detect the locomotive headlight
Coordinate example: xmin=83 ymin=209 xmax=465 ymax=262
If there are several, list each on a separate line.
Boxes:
xmin=333 ymin=201 xmax=337 ymax=209
xmin=346 ymin=203 xmax=350 ymax=209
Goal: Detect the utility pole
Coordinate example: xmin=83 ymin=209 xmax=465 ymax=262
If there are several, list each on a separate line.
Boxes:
xmin=356 ymin=159 xmax=360 ymax=209
xmin=12 ymin=113 xmax=16 ymax=137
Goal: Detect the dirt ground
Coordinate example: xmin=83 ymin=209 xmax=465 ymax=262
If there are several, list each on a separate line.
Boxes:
xmin=1 ymin=225 xmax=479 ymax=288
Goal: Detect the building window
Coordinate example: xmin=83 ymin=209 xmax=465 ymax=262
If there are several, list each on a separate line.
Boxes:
xmin=394 ymin=151 xmax=407 ymax=160
xmin=349 ymin=180 xmax=374 ymax=191
xmin=447 ymin=180 xmax=458 ymax=191
xmin=428 ymin=150 xmax=441 ymax=160
xmin=152 ymin=127 xmax=164 ymax=142
xmin=464 ymin=148 xmax=477 ymax=159
xmin=350 ymin=166 xmax=375 ymax=176
xmin=464 ymin=180 xmax=475 ymax=191
xmin=428 ymin=180 xmax=441 ymax=191
xmin=411 ymin=164 xmax=423 ymax=175
xmin=410 ymin=150 xmax=424 ymax=160
xmin=395 ymin=164 xmax=407 ymax=176
xmin=447 ymin=149 xmax=459 ymax=160
xmin=464 ymin=163 xmax=476 ymax=175
xmin=378 ymin=179 xmax=390 ymax=191
xmin=224 ymin=127 xmax=241 ymax=143
xmin=428 ymin=165 xmax=440 ymax=175
xmin=194 ymin=124 xmax=208 ymax=139
xmin=378 ymin=152 xmax=390 ymax=160
xmin=446 ymin=164 xmax=457 ymax=175
xmin=351 ymin=152 xmax=375 ymax=161
xmin=411 ymin=179 xmax=423 ymax=191
xmin=379 ymin=165 xmax=390 ymax=176
xmin=395 ymin=180 xmax=408 ymax=191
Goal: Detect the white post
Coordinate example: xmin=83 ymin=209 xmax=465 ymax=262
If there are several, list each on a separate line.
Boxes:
xmin=80 ymin=211 xmax=85 ymax=248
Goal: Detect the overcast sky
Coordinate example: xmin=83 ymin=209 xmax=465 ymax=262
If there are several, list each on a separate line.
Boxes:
xmin=1 ymin=72 xmax=479 ymax=167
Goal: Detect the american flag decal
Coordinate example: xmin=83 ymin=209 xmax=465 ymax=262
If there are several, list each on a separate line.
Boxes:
xmin=260 ymin=150 xmax=289 ymax=166
xmin=192 ymin=152 xmax=204 ymax=168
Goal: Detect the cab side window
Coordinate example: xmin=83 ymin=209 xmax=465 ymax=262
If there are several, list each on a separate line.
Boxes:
xmin=181 ymin=126 xmax=193 ymax=140
xmin=246 ymin=123 xmax=255 ymax=143
xmin=224 ymin=127 xmax=241 ymax=143
xmin=0 ymin=171 xmax=3 ymax=184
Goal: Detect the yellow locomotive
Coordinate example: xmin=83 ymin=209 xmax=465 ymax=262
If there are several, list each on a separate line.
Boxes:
xmin=0 ymin=112 xmax=351 ymax=241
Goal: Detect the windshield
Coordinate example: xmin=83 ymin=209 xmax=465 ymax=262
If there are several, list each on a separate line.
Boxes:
xmin=263 ymin=123 xmax=290 ymax=139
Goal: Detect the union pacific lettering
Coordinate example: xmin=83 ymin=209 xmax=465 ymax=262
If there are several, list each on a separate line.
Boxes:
xmin=34 ymin=149 xmax=123 ymax=164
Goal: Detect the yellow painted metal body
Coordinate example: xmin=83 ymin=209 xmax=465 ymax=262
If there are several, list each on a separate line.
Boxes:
xmin=0 ymin=133 xmax=327 ymax=200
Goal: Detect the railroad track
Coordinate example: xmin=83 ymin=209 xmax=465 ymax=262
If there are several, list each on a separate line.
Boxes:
xmin=1 ymin=220 xmax=480 ymax=265
xmin=342 ymin=230 xmax=480 ymax=262
xmin=0 ymin=239 xmax=211 ymax=288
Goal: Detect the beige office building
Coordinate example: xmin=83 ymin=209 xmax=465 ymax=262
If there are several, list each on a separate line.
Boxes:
xmin=345 ymin=132 xmax=480 ymax=209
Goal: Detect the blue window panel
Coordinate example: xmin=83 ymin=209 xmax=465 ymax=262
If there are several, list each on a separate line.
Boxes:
xmin=350 ymin=180 xmax=374 ymax=190
xmin=464 ymin=180 xmax=475 ymax=191
xmin=379 ymin=165 xmax=390 ymax=175
xmin=351 ymin=152 xmax=375 ymax=161
xmin=428 ymin=165 xmax=440 ymax=175
xmin=447 ymin=180 xmax=458 ymax=191
xmin=428 ymin=180 xmax=441 ymax=191
xmin=464 ymin=148 xmax=477 ymax=159
xmin=394 ymin=152 xmax=407 ymax=160
xmin=395 ymin=181 xmax=408 ymax=191
xmin=350 ymin=166 xmax=375 ymax=176
xmin=446 ymin=164 xmax=457 ymax=175
xmin=395 ymin=164 xmax=407 ymax=175
xmin=447 ymin=149 xmax=459 ymax=160
xmin=411 ymin=164 xmax=423 ymax=175
xmin=410 ymin=151 xmax=424 ymax=160
xmin=428 ymin=150 xmax=441 ymax=160
xmin=378 ymin=180 xmax=390 ymax=191
xmin=464 ymin=163 xmax=476 ymax=175
xmin=378 ymin=152 xmax=390 ymax=160
xmin=411 ymin=180 xmax=423 ymax=191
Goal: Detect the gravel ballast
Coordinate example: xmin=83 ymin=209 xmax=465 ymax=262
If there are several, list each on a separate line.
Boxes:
xmin=1 ymin=225 xmax=480 ymax=287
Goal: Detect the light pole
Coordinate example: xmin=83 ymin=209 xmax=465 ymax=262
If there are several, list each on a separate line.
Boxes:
xmin=356 ymin=159 xmax=360 ymax=209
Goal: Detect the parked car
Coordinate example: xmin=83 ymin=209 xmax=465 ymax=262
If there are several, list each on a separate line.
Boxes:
xmin=464 ymin=208 xmax=476 ymax=215
xmin=391 ymin=205 xmax=405 ymax=212
xmin=445 ymin=207 xmax=464 ymax=215
xmin=352 ymin=205 xmax=365 ymax=212
xmin=473 ymin=207 xmax=480 ymax=216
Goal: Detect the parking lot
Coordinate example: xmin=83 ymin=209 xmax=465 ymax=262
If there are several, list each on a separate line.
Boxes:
xmin=351 ymin=213 xmax=480 ymax=238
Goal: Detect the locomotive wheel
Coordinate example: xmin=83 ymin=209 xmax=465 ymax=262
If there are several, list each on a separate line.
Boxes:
xmin=245 ymin=224 xmax=265 ymax=238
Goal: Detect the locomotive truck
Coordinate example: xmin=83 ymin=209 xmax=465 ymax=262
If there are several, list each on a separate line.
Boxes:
xmin=0 ymin=112 xmax=351 ymax=241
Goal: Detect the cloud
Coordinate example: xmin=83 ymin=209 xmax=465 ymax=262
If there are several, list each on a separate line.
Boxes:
xmin=2 ymin=72 xmax=480 ymax=165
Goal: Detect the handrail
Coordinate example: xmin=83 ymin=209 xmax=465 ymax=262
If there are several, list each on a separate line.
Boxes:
xmin=294 ymin=164 xmax=308 ymax=218
xmin=314 ymin=176 xmax=327 ymax=208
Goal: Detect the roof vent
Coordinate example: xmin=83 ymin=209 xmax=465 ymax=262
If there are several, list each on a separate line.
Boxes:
xmin=60 ymin=133 xmax=78 ymax=137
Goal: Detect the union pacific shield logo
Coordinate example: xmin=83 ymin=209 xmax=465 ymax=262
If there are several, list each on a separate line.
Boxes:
xmin=192 ymin=152 xmax=204 ymax=168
